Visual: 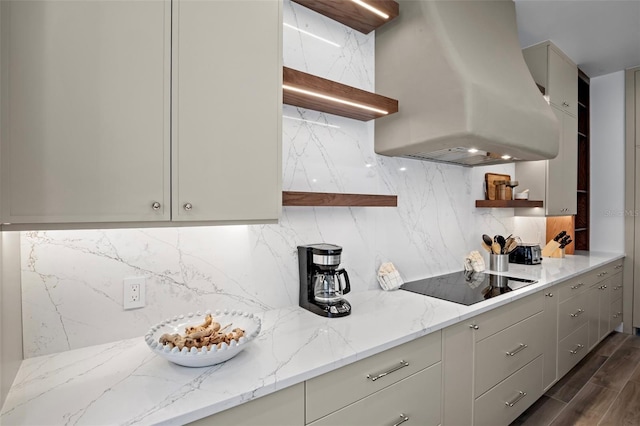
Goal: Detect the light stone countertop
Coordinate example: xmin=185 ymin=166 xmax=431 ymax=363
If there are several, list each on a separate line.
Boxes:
xmin=0 ymin=251 xmax=624 ymax=425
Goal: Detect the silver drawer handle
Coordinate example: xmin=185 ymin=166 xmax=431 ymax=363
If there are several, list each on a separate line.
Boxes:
xmin=613 ymin=312 xmax=622 ymax=318
xmin=570 ymin=309 xmax=584 ymax=318
xmin=571 ymin=283 xmax=584 ymax=290
xmin=505 ymin=391 xmax=527 ymax=407
xmin=599 ymin=285 xmax=608 ymax=290
xmin=615 ymin=264 xmax=623 ymax=269
xmin=367 ymin=361 xmax=409 ymax=382
xmin=506 ymin=343 xmax=528 ymax=357
xmin=613 ymin=286 xmax=622 ymax=291
xmin=569 ymin=344 xmax=585 ymax=355
xmin=545 ymin=293 xmax=554 ymax=297
xmin=470 ymin=324 xmax=479 ymax=330
xmin=392 ymin=414 xmax=410 ymax=426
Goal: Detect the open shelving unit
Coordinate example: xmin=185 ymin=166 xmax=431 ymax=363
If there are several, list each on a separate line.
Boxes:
xmin=475 ymin=200 xmax=543 ymax=208
xmin=291 ymin=0 xmax=399 ymax=34
xmin=575 ymin=70 xmax=590 ymax=250
xmin=283 ymin=191 xmax=397 ymax=207
xmin=283 ymin=67 xmax=398 ymax=121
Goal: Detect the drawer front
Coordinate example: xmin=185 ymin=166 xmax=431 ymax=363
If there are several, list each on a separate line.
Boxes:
xmin=306 ymin=331 xmax=441 ymax=423
xmin=611 ymin=297 xmax=623 ymax=330
xmin=558 ymin=323 xmax=589 ymax=378
xmin=558 ymin=292 xmax=588 ymax=340
xmin=473 ymin=292 xmax=544 ymax=342
xmin=610 ymin=272 xmax=623 ymax=302
xmin=475 ymin=312 xmax=545 ymax=396
xmin=309 ymin=363 xmax=442 ymax=426
xmin=473 ymin=356 xmax=543 ymax=426
xmin=557 ymin=275 xmax=592 ymax=302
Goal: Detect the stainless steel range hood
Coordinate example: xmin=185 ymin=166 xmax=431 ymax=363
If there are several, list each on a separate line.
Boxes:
xmin=374 ymin=0 xmax=560 ymax=167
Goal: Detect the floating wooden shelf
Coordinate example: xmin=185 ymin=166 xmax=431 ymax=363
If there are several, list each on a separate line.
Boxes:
xmin=291 ymin=0 xmax=399 ymax=34
xmin=475 ymin=200 xmax=544 ymax=208
xmin=283 ymin=191 xmax=397 ymax=207
xmin=283 ymin=67 xmax=398 ymax=121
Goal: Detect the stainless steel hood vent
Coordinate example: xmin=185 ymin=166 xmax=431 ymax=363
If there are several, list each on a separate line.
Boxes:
xmin=374 ymin=0 xmax=560 ymax=166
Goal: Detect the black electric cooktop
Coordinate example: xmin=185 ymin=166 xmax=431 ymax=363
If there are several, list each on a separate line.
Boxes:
xmin=400 ymin=270 xmax=538 ymax=306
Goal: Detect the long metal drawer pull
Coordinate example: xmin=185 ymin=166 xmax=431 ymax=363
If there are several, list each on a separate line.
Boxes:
xmin=367 ymin=361 xmax=409 ymax=382
xmin=569 ymin=344 xmax=585 ymax=355
xmin=392 ymin=414 xmax=410 ymax=426
xmin=570 ymin=309 xmax=584 ymax=318
xmin=571 ymin=283 xmax=584 ymax=290
xmin=506 ymin=343 xmax=528 ymax=357
xmin=505 ymin=391 xmax=527 ymax=407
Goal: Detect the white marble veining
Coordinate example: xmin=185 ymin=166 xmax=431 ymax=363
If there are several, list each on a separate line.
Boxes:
xmin=19 ymin=0 xmax=539 ymax=358
xmin=1 ymin=253 xmax=623 ymax=425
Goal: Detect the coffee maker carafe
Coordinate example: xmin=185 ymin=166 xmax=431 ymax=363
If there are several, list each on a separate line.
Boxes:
xmin=298 ymin=244 xmax=351 ymax=318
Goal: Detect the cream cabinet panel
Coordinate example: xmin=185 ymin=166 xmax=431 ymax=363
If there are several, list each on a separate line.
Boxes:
xmin=542 ymin=291 xmax=558 ymax=390
xmin=1 ymin=0 xmax=171 ymax=223
xmin=306 ymin=331 xmax=441 ymax=423
xmin=308 ymin=365 xmax=442 ymax=426
xmin=474 ymin=312 xmax=545 ymax=397
xmin=473 ymin=356 xmax=544 ymax=426
xmin=548 ymin=47 xmax=578 ymax=117
xmin=522 ymin=41 xmax=577 ymax=117
xmin=172 ymin=0 xmax=282 ymax=223
xmin=189 ymin=383 xmax=304 ymax=426
xmin=515 ymin=105 xmax=577 ymax=216
xmin=558 ymin=323 xmax=588 ymax=378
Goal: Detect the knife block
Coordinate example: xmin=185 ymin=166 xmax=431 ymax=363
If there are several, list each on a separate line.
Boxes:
xmin=541 ymin=240 xmax=560 ymax=257
xmin=549 ymin=248 xmax=565 ymax=258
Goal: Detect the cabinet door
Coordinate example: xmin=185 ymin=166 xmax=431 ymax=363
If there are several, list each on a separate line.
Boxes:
xmin=1 ymin=0 xmax=171 ymax=223
xmin=562 ymin=112 xmax=578 ymax=214
xmin=548 ymin=47 xmax=577 ymax=117
xmin=172 ymin=0 xmax=282 ymax=223
xmin=598 ymin=279 xmax=611 ymax=341
xmin=546 ymin=106 xmax=566 ymax=215
xmin=546 ymin=106 xmax=577 ymax=216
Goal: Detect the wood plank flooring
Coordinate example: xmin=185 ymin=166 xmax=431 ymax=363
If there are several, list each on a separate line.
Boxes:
xmin=512 ymin=332 xmax=640 ymax=426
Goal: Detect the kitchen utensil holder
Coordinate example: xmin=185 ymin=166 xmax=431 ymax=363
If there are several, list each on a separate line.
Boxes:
xmin=490 ymin=254 xmax=509 ymax=272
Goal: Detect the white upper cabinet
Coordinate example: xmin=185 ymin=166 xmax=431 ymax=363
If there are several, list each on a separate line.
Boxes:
xmin=0 ymin=0 xmax=282 ymax=227
xmin=1 ymin=0 xmax=171 ymax=224
xmin=172 ymin=0 xmax=282 ymax=223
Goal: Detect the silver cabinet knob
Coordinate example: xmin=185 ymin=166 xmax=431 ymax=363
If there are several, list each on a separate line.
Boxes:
xmin=470 ymin=324 xmax=479 ymax=330
xmin=545 ymin=293 xmax=553 ymax=297
xmin=183 ymin=203 xmax=193 ymax=211
xmin=152 ymin=202 xmax=161 ymax=211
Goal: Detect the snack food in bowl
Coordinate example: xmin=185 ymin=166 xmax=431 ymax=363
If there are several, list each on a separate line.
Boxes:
xmin=145 ymin=309 xmax=261 ymax=367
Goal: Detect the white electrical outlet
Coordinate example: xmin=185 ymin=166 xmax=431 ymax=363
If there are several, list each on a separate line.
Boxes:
xmin=123 ymin=276 xmax=146 ymax=310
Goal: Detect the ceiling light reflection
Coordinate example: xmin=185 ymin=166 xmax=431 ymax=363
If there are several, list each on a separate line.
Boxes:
xmin=283 ymin=23 xmax=341 ymax=48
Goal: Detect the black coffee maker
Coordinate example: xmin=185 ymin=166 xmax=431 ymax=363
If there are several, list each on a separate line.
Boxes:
xmin=298 ymin=244 xmax=351 ymax=318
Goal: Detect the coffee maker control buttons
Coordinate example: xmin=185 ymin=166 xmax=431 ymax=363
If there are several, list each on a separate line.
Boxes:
xmin=329 ymin=306 xmax=338 ymax=314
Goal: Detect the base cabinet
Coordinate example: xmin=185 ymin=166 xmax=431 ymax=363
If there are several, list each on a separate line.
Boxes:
xmin=188 ymin=383 xmax=304 ymax=426
xmin=189 ymin=260 xmax=625 ymax=425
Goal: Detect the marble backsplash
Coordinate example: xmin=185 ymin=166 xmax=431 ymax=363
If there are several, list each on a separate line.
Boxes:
xmin=20 ymin=0 xmax=545 ymax=358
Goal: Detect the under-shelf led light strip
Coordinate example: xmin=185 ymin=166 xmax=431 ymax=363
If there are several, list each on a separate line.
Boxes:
xmin=283 ymin=84 xmax=389 ymax=115
xmin=351 ymin=0 xmax=390 ymax=20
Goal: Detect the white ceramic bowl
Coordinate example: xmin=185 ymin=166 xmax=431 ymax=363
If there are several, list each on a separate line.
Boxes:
xmin=514 ymin=192 xmax=529 ymax=200
xmin=145 ymin=309 xmax=261 ymax=368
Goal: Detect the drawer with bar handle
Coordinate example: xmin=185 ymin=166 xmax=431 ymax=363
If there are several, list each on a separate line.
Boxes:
xmin=474 ymin=311 xmax=545 ymax=396
xmin=558 ymin=291 xmax=588 ymax=341
xmin=307 ymin=363 xmax=441 ymax=426
xmin=558 ymin=322 xmax=589 ymax=378
xmin=473 ymin=356 xmax=543 ymax=426
xmin=610 ymin=272 xmax=623 ymax=302
xmin=305 ymin=331 xmax=441 ymax=423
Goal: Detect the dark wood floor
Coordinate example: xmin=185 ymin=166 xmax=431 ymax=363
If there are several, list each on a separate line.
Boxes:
xmin=511 ymin=332 xmax=640 ymax=426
